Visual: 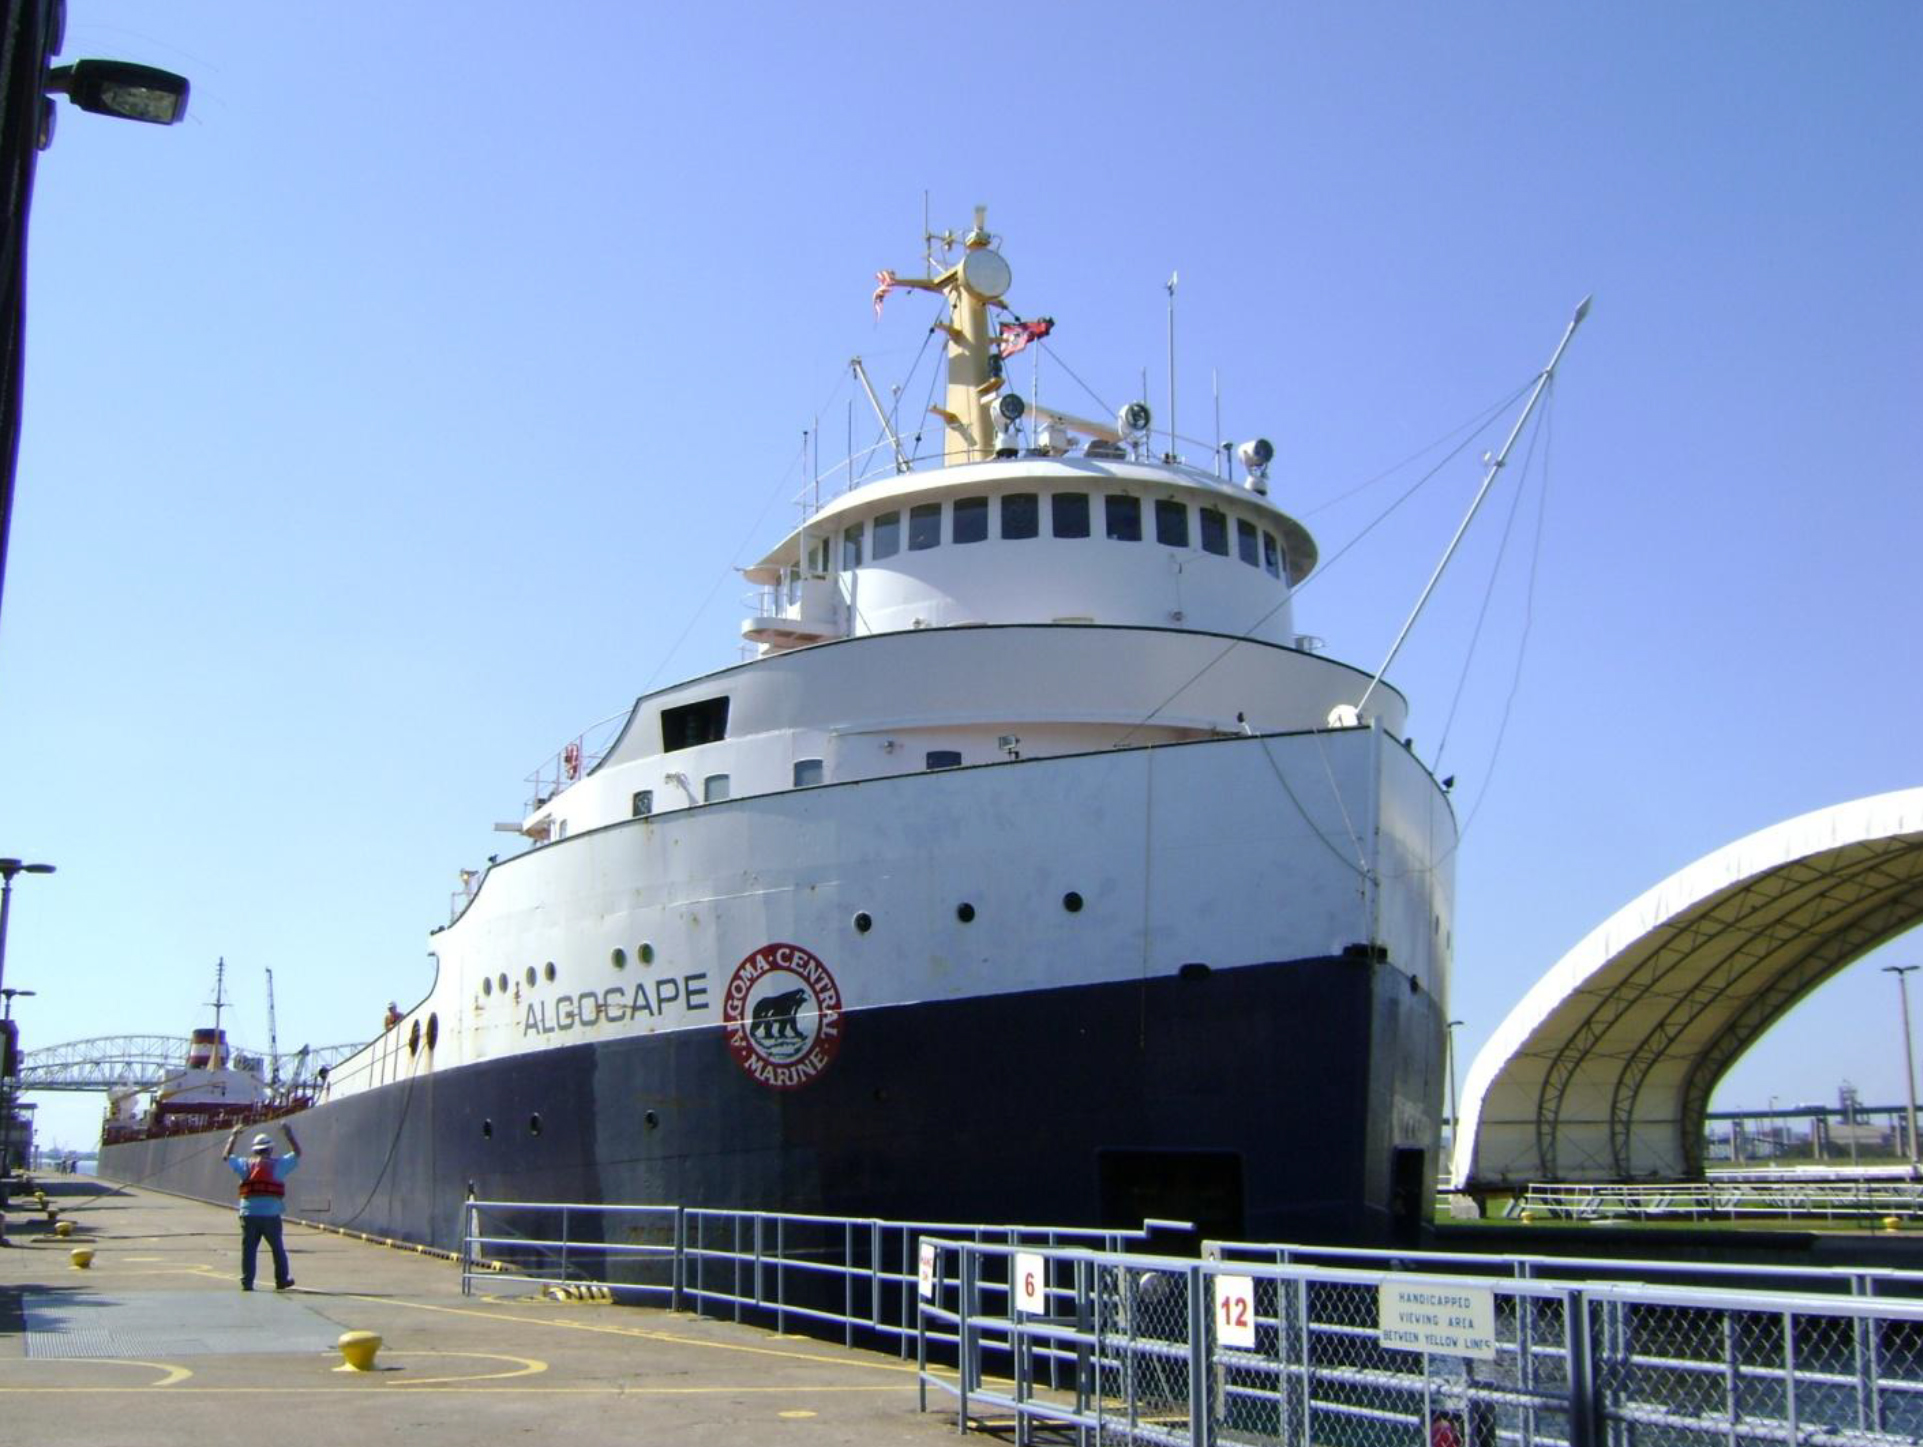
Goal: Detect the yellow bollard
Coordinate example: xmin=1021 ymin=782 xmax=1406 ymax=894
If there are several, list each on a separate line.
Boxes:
xmin=54 ymin=1220 xmax=74 ymax=1238
xmin=335 ymin=1331 xmax=383 ymax=1372
xmin=1883 ymin=1215 xmax=1904 ymax=1232
xmin=69 ymin=1247 xmax=94 ymax=1269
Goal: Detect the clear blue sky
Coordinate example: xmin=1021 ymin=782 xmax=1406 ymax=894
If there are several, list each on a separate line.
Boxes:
xmin=3 ymin=2 xmax=1918 ymax=1153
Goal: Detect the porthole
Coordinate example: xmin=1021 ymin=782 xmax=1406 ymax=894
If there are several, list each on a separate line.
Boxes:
xmin=481 ymin=1119 xmax=493 ymax=1139
xmin=525 ymin=966 xmax=538 ymax=988
xmin=611 ymin=947 xmax=628 ymax=970
xmin=956 ymin=902 xmax=976 ymax=923
xmin=853 ymin=911 xmax=873 ymax=934
xmin=482 ymin=975 xmax=493 ymax=996
xmin=408 ymin=1019 xmax=422 ymax=1055
xmin=426 ymin=1013 xmax=439 ymax=1049
xmin=1062 ymin=891 xmax=1084 ymax=913
xmin=639 ymin=942 xmax=655 ymax=965
xmin=544 ymin=960 xmax=557 ymax=982
xmin=497 ymin=973 xmax=509 ymax=993
xmin=529 ymin=1113 xmax=543 ymax=1136
xmin=644 ymin=1110 xmax=659 ymax=1130
xmin=1178 ymin=962 xmax=1212 ymax=983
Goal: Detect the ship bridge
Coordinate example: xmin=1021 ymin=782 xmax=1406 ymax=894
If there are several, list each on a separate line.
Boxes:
xmin=1452 ymin=786 xmax=1923 ymax=1191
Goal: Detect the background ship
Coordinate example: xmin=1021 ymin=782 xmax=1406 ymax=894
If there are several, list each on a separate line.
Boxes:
xmin=100 ymin=213 xmax=1459 ymax=1250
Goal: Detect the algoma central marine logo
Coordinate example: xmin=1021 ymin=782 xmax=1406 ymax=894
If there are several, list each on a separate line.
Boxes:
xmin=723 ymin=944 xmax=843 ymax=1090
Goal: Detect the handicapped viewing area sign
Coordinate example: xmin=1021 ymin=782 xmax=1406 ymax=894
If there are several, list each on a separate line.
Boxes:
xmin=1377 ymin=1282 xmax=1497 ymax=1360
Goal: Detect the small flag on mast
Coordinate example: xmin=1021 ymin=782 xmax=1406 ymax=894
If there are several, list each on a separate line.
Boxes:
xmin=872 ymin=269 xmax=899 ymax=319
xmin=998 ymin=317 xmax=1054 ymax=358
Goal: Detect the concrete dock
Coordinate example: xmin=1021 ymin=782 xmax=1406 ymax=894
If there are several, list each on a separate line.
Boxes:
xmin=1 ymin=1177 xmax=954 ymax=1446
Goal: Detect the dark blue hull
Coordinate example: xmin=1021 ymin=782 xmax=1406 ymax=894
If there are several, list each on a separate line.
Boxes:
xmin=99 ymin=952 xmax=1445 ymax=1249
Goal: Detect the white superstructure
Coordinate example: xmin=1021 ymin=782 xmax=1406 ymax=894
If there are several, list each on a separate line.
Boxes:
xmin=317 ymin=212 xmax=1451 ymax=1158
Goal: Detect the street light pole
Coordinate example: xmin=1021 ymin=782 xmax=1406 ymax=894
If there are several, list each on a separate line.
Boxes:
xmin=1885 ymin=965 xmax=1921 ymax=1169
xmin=0 ymin=985 xmax=33 ymax=1211
xmin=0 ymin=858 xmax=53 ymax=1216
xmin=0 ymin=857 xmax=55 ymax=994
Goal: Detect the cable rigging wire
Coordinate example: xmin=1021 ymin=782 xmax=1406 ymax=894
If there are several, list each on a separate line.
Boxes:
xmin=1107 ymin=376 xmax=1536 ymax=749
xmin=1432 ymin=379 xmax=1552 ymax=769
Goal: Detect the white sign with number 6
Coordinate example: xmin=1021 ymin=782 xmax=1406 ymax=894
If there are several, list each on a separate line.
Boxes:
xmin=1214 ymin=1274 xmax=1256 ymax=1348
xmin=1014 ymin=1251 xmax=1046 ymax=1315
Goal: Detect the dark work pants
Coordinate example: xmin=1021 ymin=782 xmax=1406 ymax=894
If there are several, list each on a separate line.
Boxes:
xmin=239 ymin=1214 xmax=291 ymax=1288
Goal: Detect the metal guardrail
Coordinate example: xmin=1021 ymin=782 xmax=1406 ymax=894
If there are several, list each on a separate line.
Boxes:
xmin=1205 ymin=1240 xmax=1923 ymax=1299
xmin=458 ymin=1200 xmax=1923 ymax=1447
xmin=917 ymin=1237 xmax=1923 ymax=1447
xmin=1510 ymin=1179 xmax=1923 ymax=1224
xmin=458 ymin=1199 xmax=1185 ymax=1352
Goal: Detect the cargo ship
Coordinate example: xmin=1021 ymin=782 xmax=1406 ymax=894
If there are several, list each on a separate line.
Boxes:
xmin=100 ymin=213 xmax=1461 ymax=1249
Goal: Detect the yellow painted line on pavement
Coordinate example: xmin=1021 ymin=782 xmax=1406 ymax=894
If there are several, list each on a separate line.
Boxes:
xmin=327 ymin=1291 xmax=925 ymax=1375
xmin=0 ymin=1383 xmax=912 ymax=1395
xmin=382 ymin=1350 xmax=548 ymax=1386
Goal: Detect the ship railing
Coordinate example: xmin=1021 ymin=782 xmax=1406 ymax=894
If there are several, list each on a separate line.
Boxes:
xmin=789 ymin=424 xmax=1234 ymax=536
xmin=521 ymin=709 xmax=632 ymax=816
xmin=918 ymin=1235 xmax=1923 ymax=1447
xmin=457 ymin=1199 xmax=1183 ymax=1356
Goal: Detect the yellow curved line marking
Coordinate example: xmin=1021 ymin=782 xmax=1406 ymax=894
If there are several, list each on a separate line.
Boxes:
xmin=104 ymin=1359 xmax=194 ymax=1387
xmin=382 ymin=1350 xmax=548 ymax=1386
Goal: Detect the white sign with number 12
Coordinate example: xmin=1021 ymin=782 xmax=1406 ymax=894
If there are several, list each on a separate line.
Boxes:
xmin=1214 ymin=1274 xmax=1256 ymax=1348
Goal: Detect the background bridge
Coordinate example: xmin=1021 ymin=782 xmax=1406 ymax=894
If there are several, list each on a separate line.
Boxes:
xmin=17 ymin=1036 xmax=368 ymax=1092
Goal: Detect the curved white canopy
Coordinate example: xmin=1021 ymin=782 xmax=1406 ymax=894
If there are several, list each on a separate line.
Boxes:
xmin=1453 ymin=786 xmax=1923 ymax=1189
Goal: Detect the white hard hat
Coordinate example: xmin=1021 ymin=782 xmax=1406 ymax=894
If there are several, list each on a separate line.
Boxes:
xmin=250 ymin=1134 xmax=274 ymax=1152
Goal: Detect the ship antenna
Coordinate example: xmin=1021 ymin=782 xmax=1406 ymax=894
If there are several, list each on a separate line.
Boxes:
xmin=209 ymin=957 xmax=228 ymax=1069
xmin=1352 ymin=296 xmax=1593 ymax=721
xmin=1165 ymin=271 xmax=1178 ymax=463
xmin=265 ymin=967 xmax=280 ymax=1089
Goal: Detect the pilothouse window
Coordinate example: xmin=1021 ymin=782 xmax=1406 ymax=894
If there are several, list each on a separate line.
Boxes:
xmin=1237 ymin=518 xmax=1260 ymax=566
xmin=1001 ymin=493 xmax=1039 ymax=540
xmin=908 ymin=503 xmax=942 ymax=551
xmin=1052 ymin=492 xmax=1090 ymax=538
xmin=872 ymin=511 xmax=901 ymax=559
xmin=1155 ymin=499 xmax=1189 ymax=548
xmin=1199 ymin=507 xmax=1229 ymax=556
xmin=1263 ymin=531 xmax=1281 ymax=578
xmin=1105 ymin=495 xmax=1142 ymax=542
xmin=953 ymin=496 xmax=988 ymax=544
xmin=842 ymin=523 xmax=863 ymax=569
xmin=662 ymin=697 xmax=730 ymax=753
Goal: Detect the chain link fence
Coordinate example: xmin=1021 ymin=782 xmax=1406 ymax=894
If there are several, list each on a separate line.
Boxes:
xmin=918 ymin=1239 xmax=1923 ymax=1447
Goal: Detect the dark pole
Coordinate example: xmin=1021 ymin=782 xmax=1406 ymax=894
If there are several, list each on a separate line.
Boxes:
xmin=1885 ymin=966 xmax=1921 ymax=1169
xmin=0 ymin=0 xmax=57 ymax=635
xmin=0 ymin=858 xmax=51 ymax=1215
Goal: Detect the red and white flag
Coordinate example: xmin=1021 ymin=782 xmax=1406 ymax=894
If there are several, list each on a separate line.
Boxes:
xmin=997 ymin=317 xmax=1054 ymax=358
xmin=872 ymin=269 xmax=898 ymax=319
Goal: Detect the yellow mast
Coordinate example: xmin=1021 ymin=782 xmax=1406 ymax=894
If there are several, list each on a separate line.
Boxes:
xmin=883 ymin=205 xmax=1012 ymax=466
